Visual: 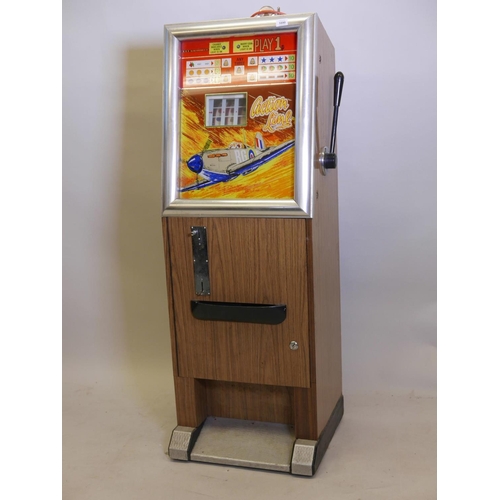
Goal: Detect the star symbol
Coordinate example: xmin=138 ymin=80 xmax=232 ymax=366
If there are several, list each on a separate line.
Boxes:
xmin=270 ymin=57 xmax=275 ymax=62
xmin=278 ymin=56 xmax=283 ymax=62
xmin=261 ymin=57 xmax=266 ymax=63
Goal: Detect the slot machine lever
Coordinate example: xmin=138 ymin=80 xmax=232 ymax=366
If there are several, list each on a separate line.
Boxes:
xmin=319 ymin=71 xmax=344 ymax=174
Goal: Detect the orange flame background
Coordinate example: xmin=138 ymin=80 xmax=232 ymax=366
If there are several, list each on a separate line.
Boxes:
xmin=179 ymin=89 xmax=295 ymax=199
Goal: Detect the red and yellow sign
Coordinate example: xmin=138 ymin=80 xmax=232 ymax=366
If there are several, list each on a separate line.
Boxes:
xmin=181 ymin=33 xmax=297 ymax=87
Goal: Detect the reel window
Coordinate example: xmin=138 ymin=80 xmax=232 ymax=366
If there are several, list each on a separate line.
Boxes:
xmin=205 ymin=93 xmax=247 ymax=127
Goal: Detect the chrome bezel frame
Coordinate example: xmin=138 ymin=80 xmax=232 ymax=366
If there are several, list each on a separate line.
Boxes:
xmin=162 ymin=13 xmax=317 ymax=218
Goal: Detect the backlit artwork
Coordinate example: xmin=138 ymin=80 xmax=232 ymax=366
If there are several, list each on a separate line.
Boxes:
xmin=178 ymin=33 xmax=297 ymax=199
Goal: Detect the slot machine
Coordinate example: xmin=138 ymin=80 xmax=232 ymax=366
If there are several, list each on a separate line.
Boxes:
xmin=162 ymin=7 xmax=344 ymax=476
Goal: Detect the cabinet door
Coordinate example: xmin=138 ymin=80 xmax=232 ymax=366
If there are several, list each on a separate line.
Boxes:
xmin=167 ymin=217 xmax=310 ymax=388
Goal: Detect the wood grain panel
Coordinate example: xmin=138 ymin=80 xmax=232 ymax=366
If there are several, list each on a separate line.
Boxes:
xmin=168 ymin=217 xmax=310 ymax=388
xmin=164 ymin=219 xmax=208 ymax=427
xmin=289 ymin=20 xmax=343 ymax=439
xmin=162 ymin=218 xmax=180 ymax=375
xmin=311 ymin=19 xmax=343 ymax=432
xmin=173 ymin=377 xmax=207 ymax=428
xmin=293 ymin=386 xmax=318 ymax=439
xmin=205 ymin=380 xmax=293 ymax=424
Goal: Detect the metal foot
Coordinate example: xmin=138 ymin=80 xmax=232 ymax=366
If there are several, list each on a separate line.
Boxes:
xmin=291 ymin=439 xmax=317 ymax=476
xmin=168 ymin=426 xmax=198 ymax=461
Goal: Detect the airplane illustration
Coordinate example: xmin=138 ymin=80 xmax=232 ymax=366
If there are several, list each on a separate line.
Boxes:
xmin=179 ymin=132 xmax=294 ymax=192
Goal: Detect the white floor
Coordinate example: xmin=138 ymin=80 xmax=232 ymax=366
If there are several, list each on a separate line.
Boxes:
xmin=63 ymin=379 xmax=436 ymax=500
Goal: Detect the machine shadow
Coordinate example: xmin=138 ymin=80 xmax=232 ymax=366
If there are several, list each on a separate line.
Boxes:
xmin=117 ymin=46 xmax=176 ymax=429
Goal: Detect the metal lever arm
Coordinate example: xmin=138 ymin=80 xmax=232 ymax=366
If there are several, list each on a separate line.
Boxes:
xmin=319 ymin=71 xmax=344 ymax=173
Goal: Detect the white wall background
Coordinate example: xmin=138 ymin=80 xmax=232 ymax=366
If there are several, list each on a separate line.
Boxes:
xmin=63 ymin=0 xmax=436 ymax=396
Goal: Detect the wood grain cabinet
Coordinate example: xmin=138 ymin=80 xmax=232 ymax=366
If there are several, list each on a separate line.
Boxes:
xmin=162 ymin=12 xmax=344 ymax=476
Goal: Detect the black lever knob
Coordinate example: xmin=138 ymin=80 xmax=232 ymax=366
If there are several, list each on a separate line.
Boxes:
xmin=329 ymin=71 xmax=344 ymax=154
xmin=334 ymin=71 xmax=344 ymax=108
